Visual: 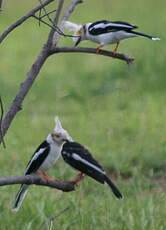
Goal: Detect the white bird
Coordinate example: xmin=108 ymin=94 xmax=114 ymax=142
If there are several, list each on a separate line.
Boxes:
xmin=64 ymin=20 xmax=160 ymax=53
xmin=12 ymin=117 xmax=72 ymax=211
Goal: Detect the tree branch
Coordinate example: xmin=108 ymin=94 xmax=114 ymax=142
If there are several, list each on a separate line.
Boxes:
xmin=0 ymin=0 xmax=54 ymax=44
xmin=49 ymin=46 xmax=134 ymax=64
xmin=53 ymin=0 xmax=83 ymax=45
xmin=0 ymin=175 xmax=75 ymax=192
xmin=47 ymin=0 xmax=65 ymax=46
xmin=0 ymin=95 xmax=6 ymax=148
xmin=0 ymin=46 xmax=49 ymax=141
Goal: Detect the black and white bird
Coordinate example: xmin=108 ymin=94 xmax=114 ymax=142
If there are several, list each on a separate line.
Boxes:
xmin=64 ymin=20 xmax=160 ymax=53
xmin=12 ymin=117 xmax=72 ymax=211
xmin=62 ymin=140 xmax=123 ymax=199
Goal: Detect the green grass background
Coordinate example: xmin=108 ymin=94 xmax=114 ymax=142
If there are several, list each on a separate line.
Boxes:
xmin=0 ymin=0 xmax=165 ymax=229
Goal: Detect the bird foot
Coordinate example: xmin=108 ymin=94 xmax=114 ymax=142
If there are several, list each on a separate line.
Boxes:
xmin=96 ymin=45 xmax=103 ymax=54
xmin=112 ymin=49 xmax=117 ymax=54
xmin=112 ymin=41 xmax=120 ymax=54
xmin=69 ymin=173 xmax=85 ymax=185
xmin=37 ymin=172 xmax=54 ymax=182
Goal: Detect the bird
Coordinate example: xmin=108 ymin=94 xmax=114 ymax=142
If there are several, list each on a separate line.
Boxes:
xmin=64 ymin=20 xmax=160 ymax=53
xmin=61 ymin=140 xmax=123 ymax=199
xmin=12 ymin=117 xmax=72 ymax=211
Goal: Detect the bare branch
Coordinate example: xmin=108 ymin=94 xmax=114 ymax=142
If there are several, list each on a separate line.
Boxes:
xmin=53 ymin=0 xmax=83 ymax=45
xmin=0 ymin=0 xmax=54 ymax=44
xmin=0 ymin=175 xmax=75 ymax=192
xmin=40 ymin=9 xmax=57 ymax=20
xmin=49 ymin=46 xmax=134 ymax=64
xmin=47 ymin=0 xmax=65 ymax=46
xmin=39 ymin=0 xmax=54 ymax=25
xmin=0 ymin=46 xmax=49 ymax=143
xmin=33 ymin=15 xmax=79 ymax=38
xmin=0 ymin=96 xmax=6 ymax=148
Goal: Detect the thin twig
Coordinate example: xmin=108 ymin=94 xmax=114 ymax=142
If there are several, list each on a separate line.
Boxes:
xmin=0 ymin=0 xmax=54 ymax=43
xmin=0 ymin=175 xmax=75 ymax=192
xmin=49 ymin=46 xmax=134 ymax=64
xmin=39 ymin=207 xmax=71 ymax=230
xmin=0 ymin=96 xmax=6 ymax=148
xmin=38 ymin=7 xmax=42 ymax=27
xmin=33 ymin=15 xmax=64 ymax=35
xmin=33 ymin=15 xmax=79 ymax=38
xmin=39 ymin=0 xmax=54 ymax=25
xmin=47 ymin=0 xmax=65 ymax=46
xmin=40 ymin=9 xmax=57 ymax=20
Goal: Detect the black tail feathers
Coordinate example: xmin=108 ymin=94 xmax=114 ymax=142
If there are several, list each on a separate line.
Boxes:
xmin=104 ymin=175 xmax=123 ymax=199
xmin=131 ymin=31 xmax=160 ymax=40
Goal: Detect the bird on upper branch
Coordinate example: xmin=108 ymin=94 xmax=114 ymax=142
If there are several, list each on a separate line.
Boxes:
xmin=62 ymin=140 xmax=123 ymax=199
xmin=12 ymin=117 xmax=72 ymax=211
xmin=64 ymin=20 xmax=160 ymax=53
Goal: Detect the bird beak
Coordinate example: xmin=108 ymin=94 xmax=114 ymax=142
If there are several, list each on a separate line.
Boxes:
xmin=74 ymin=29 xmax=83 ymax=46
xmin=75 ymin=36 xmax=82 ymax=46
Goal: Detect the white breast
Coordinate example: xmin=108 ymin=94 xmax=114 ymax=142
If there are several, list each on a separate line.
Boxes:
xmin=38 ymin=144 xmax=62 ymax=172
xmin=87 ymin=31 xmax=137 ymax=45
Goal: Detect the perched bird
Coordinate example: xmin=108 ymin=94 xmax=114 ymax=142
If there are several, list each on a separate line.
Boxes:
xmin=12 ymin=117 xmax=72 ymax=211
xmin=62 ymin=140 xmax=123 ymax=199
xmin=64 ymin=20 xmax=160 ymax=53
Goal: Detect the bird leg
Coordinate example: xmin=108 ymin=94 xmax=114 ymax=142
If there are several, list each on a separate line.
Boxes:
xmin=37 ymin=172 xmax=54 ymax=182
xmin=112 ymin=41 xmax=120 ymax=54
xmin=96 ymin=45 xmax=103 ymax=54
xmin=70 ymin=173 xmax=85 ymax=184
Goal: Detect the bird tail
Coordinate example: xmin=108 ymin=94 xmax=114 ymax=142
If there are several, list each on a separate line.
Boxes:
xmin=12 ymin=184 xmax=29 ymax=211
xmin=131 ymin=31 xmax=160 ymax=40
xmin=104 ymin=175 xmax=123 ymax=199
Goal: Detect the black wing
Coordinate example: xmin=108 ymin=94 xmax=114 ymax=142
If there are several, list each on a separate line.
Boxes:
xmin=62 ymin=141 xmax=106 ymax=184
xmin=88 ymin=20 xmax=138 ymax=35
xmin=25 ymin=140 xmax=50 ymax=175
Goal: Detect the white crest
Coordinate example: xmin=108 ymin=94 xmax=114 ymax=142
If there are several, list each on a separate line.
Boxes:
xmin=64 ymin=21 xmax=82 ymax=33
xmin=64 ymin=21 xmax=82 ymax=42
xmin=54 ymin=116 xmax=63 ymax=131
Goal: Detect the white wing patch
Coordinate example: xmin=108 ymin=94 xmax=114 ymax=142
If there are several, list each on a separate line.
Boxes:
xmin=25 ymin=148 xmax=47 ymax=173
xmin=93 ymin=22 xmax=133 ymax=30
xmin=72 ymin=153 xmax=105 ymax=174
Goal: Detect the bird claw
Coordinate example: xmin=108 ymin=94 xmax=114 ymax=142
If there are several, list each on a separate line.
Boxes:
xmin=96 ymin=45 xmax=103 ymax=54
xmin=69 ymin=173 xmax=85 ymax=185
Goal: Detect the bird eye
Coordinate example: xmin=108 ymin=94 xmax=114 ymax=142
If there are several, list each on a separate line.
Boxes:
xmin=54 ymin=133 xmax=61 ymax=138
xmin=76 ymin=29 xmax=83 ymax=35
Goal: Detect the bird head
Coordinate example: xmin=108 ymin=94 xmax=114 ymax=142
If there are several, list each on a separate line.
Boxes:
xmin=49 ymin=117 xmax=73 ymax=145
xmin=74 ymin=23 xmax=91 ymax=46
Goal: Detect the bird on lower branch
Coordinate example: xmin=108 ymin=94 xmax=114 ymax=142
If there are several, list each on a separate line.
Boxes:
xmin=64 ymin=20 xmax=160 ymax=53
xmin=61 ymin=140 xmax=123 ymax=199
xmin=12 ymin=117 xmax=72 ymax=211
